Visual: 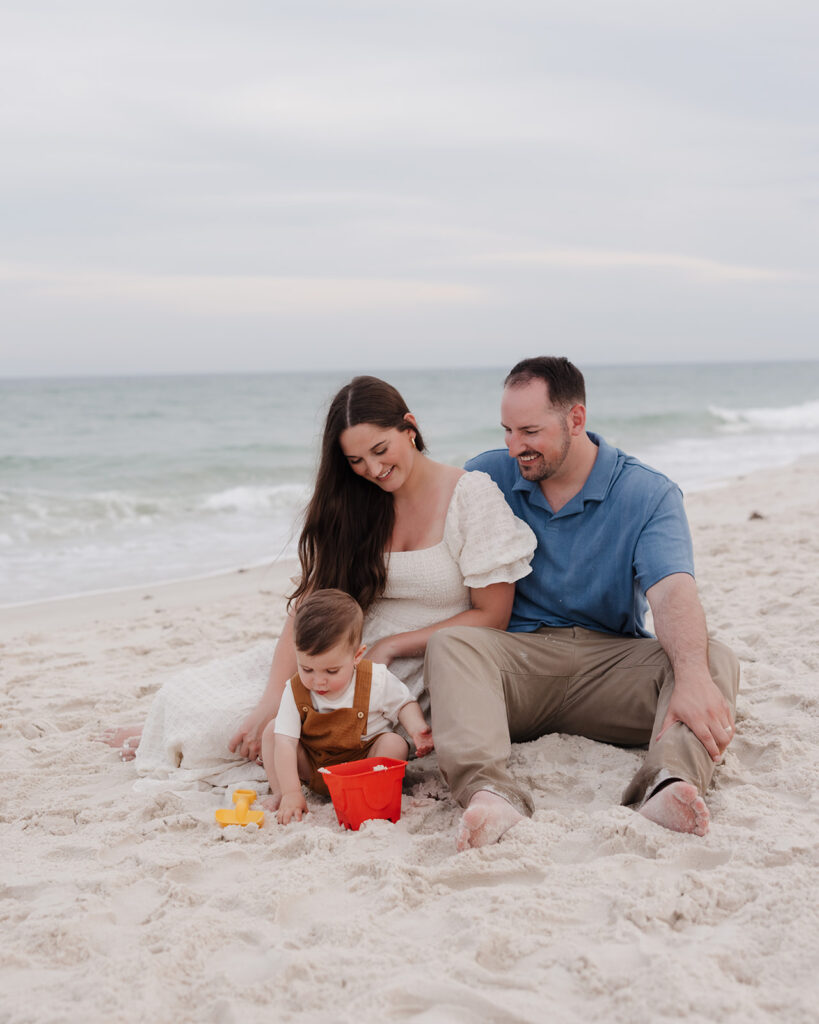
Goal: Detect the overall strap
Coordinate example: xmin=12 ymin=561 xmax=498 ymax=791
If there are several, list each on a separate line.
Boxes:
xmin=352 ymin=659 xmax=374 ymax=716
xmin=290 ymin=664 xmax=373 ymax=723
xmin=289 ymin=672 xmax=313 ymax=722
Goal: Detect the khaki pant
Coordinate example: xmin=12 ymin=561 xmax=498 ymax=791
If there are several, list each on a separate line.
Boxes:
xmin=425 ymin=625 xmax=740 ymax=815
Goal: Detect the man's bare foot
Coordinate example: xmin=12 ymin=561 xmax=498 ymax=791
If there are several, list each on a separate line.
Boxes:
xmin=260 ymin=794 xmax=282 ymax=812
xmin=456 ymin=791 xmax=524 ymax=852
xmin=97 ymin=726 xmax=143 ymax=761
xmin=639 ymin=780 xmax=710 ymax=837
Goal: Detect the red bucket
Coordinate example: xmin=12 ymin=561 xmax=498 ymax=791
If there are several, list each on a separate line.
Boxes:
xmin=320 ymin=757 xmax=407 ymax=831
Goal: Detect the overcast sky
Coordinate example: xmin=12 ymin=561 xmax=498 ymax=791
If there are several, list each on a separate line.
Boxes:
xmin=1 ymin=0 xmax=816 ymax=376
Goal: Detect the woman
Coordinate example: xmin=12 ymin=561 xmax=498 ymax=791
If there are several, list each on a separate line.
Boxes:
xmin=108 ymin=376 xmax=535 ymax=788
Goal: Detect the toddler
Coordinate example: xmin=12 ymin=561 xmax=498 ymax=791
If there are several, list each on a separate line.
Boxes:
xmin=261 ymin=588 xmax=433 ymax=824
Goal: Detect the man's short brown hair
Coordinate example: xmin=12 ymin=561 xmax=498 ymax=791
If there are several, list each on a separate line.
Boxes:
xmin=504 ymin=356 xmax=586 ymax=408
xmin=293 ymin=589 xmax=364 ymax=656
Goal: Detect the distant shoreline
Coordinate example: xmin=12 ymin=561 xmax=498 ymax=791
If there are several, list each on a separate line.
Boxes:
xmin=6 ymin=452 xmax=819 ymax=621
xmin=5 ymin=361 xmax=819 ymax=606
xmin=3 ymin=356 xmax=819 ymax=384
xmin=6 ymin=451 xmax=819 ymax=632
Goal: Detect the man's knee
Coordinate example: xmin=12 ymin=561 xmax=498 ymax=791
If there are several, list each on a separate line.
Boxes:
xmin=708 ymin=638 xmax=741 ymax=702
xmin=425 ymin=626 xmax=504 ymax=704
xmin=425 ymin=627 xmax=483 ymax=682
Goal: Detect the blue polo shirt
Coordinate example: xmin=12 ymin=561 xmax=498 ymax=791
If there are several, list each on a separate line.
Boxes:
xmin=466 ymin=433 xmax=694 ymax=638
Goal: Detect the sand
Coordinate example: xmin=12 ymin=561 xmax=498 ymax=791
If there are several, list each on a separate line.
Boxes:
xmin=2 ymin=461 xmax=818 ymax=1024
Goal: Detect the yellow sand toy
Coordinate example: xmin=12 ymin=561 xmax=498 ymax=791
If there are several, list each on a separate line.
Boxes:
xmin=215 ymin=788 xmax=265 ymax=828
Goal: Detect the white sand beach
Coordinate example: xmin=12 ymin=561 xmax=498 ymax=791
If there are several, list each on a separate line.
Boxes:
xmin=2 ymin=460 xmax=818 ymax=1024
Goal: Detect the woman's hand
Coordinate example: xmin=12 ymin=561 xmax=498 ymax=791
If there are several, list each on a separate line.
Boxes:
xmin=365 ymin=636 xmax=400 ymax=667
xmin=367 ymin=583 xmax=516 ymax=670
xmin=228 ymin=619 xmax=294 ymax=762
xmin=228 ymin=703 xmax=276 ymax=762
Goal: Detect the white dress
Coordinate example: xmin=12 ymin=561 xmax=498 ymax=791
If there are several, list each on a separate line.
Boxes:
xmin=134 ymin=471 xmax=536 ymax=788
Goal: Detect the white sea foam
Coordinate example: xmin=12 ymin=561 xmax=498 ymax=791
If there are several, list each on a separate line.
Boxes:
xmin=201 ymin=483 xmax=307 ymax=513
xmin=709 ymin=399 xmax=819 ymax=432
xmin=0 ymin=483 xmax=307 ymax=604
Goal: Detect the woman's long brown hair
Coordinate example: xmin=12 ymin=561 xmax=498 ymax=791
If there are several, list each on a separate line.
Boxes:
xmin=289 ymin=376 xmax=426 ymax=615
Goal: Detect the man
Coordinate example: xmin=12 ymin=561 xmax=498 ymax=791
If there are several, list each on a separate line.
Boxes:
xmin=426 ymin=357 xmax=739 ymax=851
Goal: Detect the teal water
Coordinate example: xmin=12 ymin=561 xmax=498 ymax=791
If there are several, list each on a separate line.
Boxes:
xmin=3 ymin=361 xmax=819 ymax=604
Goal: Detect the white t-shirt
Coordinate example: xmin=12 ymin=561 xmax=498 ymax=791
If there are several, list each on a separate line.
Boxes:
xmin=275 ymin=662 xmax=414 ymax=743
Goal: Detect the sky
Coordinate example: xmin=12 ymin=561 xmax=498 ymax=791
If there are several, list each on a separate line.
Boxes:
xmin=1 ymin=0 xmax=817 ymax=376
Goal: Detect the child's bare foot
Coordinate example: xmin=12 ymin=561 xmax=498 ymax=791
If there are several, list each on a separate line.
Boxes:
xmin=260 ymin=794 xmax=282 ymax=812
xmin=97 ymin=726 xmax=143 ymax=761
xmin=639 ymin=780 xmax=710 ymax=836
xmin=456 ymin=791 xmax=523 ymax=852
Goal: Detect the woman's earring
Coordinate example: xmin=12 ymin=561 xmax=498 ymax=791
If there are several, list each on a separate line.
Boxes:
xmin=410 ymin=433 xmax=417 ymax=448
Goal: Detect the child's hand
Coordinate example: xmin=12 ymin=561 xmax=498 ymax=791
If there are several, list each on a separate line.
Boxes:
xmin=276 ymin=790 xmax=308 ymax=825
xmin=412 ymin=728 xmax=434 ymax=757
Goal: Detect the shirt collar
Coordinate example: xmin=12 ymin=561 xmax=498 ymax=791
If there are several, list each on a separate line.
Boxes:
xmin=581 ymin=432 xmax=618 ymax=502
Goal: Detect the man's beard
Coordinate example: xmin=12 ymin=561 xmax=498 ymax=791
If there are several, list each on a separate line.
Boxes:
xmin=517 ymin=423 xmax=571 ymax=482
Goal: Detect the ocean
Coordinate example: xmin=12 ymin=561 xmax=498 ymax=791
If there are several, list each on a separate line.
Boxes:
xmin=3 ymin=361 xmax=819 ymax=606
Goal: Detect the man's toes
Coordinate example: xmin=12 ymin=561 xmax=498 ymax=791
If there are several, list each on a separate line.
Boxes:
xmin=456 ymin=793 xmax=523 ymax=851
xmin=639 ymin=780 xmax=710 ymax=836
xmin=691 ymin=796 xmax=710 ymax=837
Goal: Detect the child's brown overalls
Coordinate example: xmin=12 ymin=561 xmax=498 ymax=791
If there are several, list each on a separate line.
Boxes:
xmin=290 ymin=659 xmax=381 ymax=795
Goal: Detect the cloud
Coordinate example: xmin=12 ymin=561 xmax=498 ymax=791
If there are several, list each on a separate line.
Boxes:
xmin=476 ymin=248 xmax=799 ymax=282
xmin=0 ymin=263 xmax=485 ymax=316
xmin=1 ymin=2 xmax=816 ymax=372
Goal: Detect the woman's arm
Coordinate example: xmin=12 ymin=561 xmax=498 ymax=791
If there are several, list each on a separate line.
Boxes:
xmin=228 ymin=609 xmax=298 ymax=760
xmin=365 ymin=581 xmax=514 ymax=666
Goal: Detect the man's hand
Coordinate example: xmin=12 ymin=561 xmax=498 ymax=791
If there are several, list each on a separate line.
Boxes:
xmin=655 ymin=666 xmax=734 ymax=762
xmin=276 ymin=790 xmax=308 ymax=825
xmin=648 ymin=573 xmax=735 ymax=763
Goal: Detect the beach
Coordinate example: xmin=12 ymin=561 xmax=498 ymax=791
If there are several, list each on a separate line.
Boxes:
xmin=2 ymin=459 xmax=818 ymax=1024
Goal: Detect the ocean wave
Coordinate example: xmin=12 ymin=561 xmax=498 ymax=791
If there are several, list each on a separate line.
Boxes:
xmin=635 ymin=428 xmax=819 ymax=493
xmin=0 ymin=482 xmax=309 ymax=550
xmin=200 ymin=483 xmax=308 ymax=514
xmin=709 ymin=400 xmax=819 ymax=432
xmin=0 ymin=490 xmax=304 ymax=604
xmin=0 ymin=489 xmax=170 ymax=533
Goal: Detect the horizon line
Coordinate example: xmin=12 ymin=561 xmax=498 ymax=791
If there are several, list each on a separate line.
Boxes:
xmin=3 ymin=355 xmax=819 ymax=384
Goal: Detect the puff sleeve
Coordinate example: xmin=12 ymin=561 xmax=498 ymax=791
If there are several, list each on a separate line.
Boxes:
xmin=443 ymin=471 xmax=536 ymax=589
